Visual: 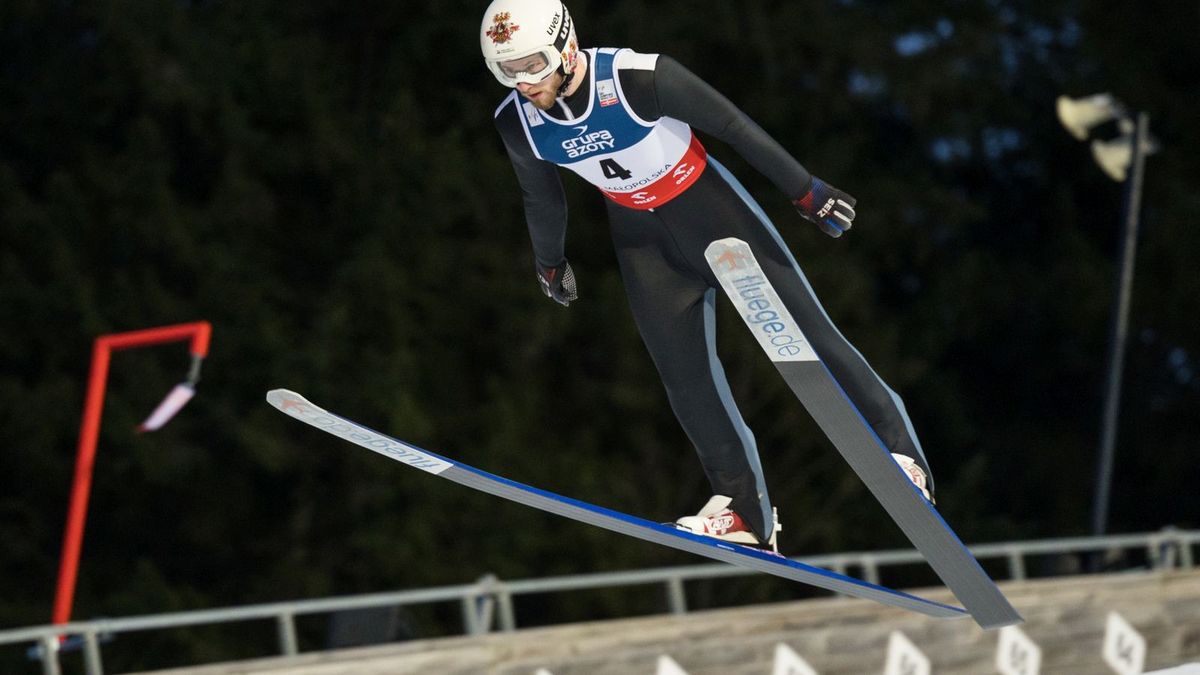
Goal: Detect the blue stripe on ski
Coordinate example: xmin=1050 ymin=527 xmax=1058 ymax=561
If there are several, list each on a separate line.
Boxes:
xmin=268 ymin=389 xmax=967 ymax=618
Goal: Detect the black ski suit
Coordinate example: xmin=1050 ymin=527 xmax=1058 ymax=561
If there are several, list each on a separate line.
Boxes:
xmin=493 ymin=48 xmax=932 ymax=539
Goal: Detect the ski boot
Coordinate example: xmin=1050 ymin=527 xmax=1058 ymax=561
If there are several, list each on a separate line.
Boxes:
xmin=892 ymin=453 xmax=934 ymax=503
xmin=673 ymin=495 xmax=782 ymax=555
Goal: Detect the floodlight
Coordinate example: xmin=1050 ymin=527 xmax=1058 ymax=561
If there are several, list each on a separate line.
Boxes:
xmin=1054 ymin=94 xmax=1160 ymax=540
xmin=1090 ymin=131 xmax=1160 ymax=182
xmin=1056 ymin=93 xmax=1126 ymax=141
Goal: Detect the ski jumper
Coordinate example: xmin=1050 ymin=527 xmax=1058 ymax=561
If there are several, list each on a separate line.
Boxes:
xmin=494 ymin=48 xmax=932 ymax=540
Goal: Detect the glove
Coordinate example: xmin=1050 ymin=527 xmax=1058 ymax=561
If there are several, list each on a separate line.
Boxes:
xmin=793 ymin=177 xmax=857 ymax=238
xmin=534 ymin=258 xmax=578 ymax=306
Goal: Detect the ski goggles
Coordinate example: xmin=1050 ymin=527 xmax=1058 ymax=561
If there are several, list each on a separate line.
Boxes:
xmin=486 ymin=46 xmax=562 ymax=87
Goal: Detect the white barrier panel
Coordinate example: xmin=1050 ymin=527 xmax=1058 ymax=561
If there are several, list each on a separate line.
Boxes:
xmin=1104 ymin=611 xmax=1147 ymax=675
xmin=884 ymin=631 xmax=930 ymax=675
xmin=996 ymin=625 xmax=1042 ymax=675
xmin=773 ymin=642 xmax=819 ymax=675
xmin=1146 ymin=666 xmax=1200 ymax=674
xmin=657 ymin=654 xmax=690 ymax=675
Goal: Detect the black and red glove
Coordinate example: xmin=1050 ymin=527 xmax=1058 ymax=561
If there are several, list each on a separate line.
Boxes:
xmin=793 ymin=177 xmax=857 ymax=238
xmin=535 ymin=258 xmax=578 ymax=307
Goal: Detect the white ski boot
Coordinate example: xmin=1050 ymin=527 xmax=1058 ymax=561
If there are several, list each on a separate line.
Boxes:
xmin=674 ymin=495 xmax=782 ymax=554
xmin=892 ymin=454 xmax=934 ymax=502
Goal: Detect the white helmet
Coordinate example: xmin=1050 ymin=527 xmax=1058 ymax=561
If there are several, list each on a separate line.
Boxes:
xmin=480 ymin=0 xmax=579 ymax=89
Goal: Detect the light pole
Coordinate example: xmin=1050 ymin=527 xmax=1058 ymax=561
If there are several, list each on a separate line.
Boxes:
xmin=54 ymin=322 xmax=212 ymax=629
xmin=1055 ymin=94 xmax=1158 ymax=537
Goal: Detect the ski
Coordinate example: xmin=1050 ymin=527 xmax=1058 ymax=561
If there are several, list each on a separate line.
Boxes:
xmin=267 ymin=388 xmax=968 ymax=621
xmin=705 ymin=237 xmax=1022 ymax=629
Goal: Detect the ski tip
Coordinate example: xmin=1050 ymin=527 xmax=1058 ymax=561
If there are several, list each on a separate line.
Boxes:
xmin=703 ymin=237 xmax=750 ymax=257
xmin=266 ymin=388 xmax=308 ymax=411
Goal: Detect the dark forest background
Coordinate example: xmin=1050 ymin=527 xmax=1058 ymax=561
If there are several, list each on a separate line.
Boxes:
xmin=2 ymin=0 xmax=1198 ymax=670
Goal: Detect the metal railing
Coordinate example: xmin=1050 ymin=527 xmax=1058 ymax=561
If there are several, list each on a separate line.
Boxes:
xmin=3 ymin=527 xmax=1196 ymax=675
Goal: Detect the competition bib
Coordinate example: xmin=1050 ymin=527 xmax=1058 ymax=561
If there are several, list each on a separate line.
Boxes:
xmin=515 ymin=48 xmax=706 ymax=210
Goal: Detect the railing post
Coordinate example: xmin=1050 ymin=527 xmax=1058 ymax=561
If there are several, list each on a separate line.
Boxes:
xmin=38 ymin=636 xmax=62 ymax=675
xmin=496 ymin=586 xmax=516 ymax=632
xmin=666 ymin=576 xmax=687 ymax=615
xmin=861 ymin=557 xmax=880 ymax=585
xmin=276 ymin=612 xmax=298 ymax=656
xmin=475 ymin=575 xmax=498 ymax=634
xmin=1147 ymin=540 xmax=1163 ymax=570
xmin=1156 ymin=527 xmax=1186 ymax=570
xmin=462 ymin=575 xmax=501 ymax=636
xmin=1008 ymin=549 xmax=1027 ymax=581
xmin=476 ymin=596 xmax=496 ymax=634
xmin=461 ymin=594 xmax=481 ymax=635
xmin=83 ymin=630 xmax=104 ymax=675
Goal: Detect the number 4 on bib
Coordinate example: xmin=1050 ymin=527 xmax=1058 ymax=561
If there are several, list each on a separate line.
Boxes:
xmin=600 ymin=158 xmax=633 ymax=180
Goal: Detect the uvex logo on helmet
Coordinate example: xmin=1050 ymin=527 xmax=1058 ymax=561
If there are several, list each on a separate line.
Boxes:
xmin=486 ymin=12 xmax=520 ymax=44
